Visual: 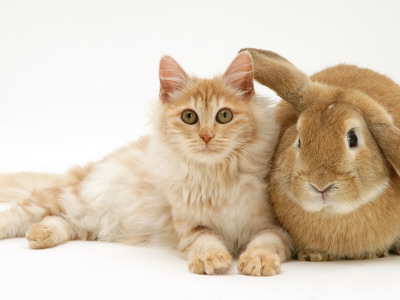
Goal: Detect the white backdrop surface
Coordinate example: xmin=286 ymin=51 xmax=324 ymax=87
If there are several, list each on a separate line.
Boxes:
xmin=0 ymin=0 xmax=399 ymax=299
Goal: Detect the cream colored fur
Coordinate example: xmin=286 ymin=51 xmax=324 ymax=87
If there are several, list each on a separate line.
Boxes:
xmin=0 ymin=52 xmax=292 ymax=276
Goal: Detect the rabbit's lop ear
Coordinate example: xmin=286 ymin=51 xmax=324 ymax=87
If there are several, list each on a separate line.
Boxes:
xmin=379 ymin=125 xmax=400 ymax=177
xmin=239 ymin=48 xmax=311 ymax=112
xmin=354 ymin=95 xmax=400 ymax=176
xmin=369 ymin=115 xmax=400 ymax=177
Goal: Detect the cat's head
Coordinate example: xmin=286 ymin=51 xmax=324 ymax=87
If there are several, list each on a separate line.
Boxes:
xmin=157 ymin=52 xmax=259 ymax=164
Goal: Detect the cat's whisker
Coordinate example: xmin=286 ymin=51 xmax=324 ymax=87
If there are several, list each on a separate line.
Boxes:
xmin=230 ymin=149 xmax=268 ymax=189
xmin=235 ymin=146 xmax=274 ymax=167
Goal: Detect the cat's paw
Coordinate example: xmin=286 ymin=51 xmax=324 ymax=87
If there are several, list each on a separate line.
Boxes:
xmin=237 ymin=247 xmax=280 ymax=276
xmin=188 ymin=249 xmax=232 ymax=275
xmin=297 ymin=249 xmax=332 ymax=261
xmin=27 ymin=223 xmax=57 ymax=249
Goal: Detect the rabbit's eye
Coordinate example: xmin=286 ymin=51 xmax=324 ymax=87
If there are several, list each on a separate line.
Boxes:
xmin=297 ymin=138 xmax=301 ymax=148
xmin=347 ymin=130 xmax=358 ymax=148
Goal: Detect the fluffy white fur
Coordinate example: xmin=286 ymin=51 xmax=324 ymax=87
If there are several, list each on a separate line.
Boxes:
xmin=0 ymin=52 xmax=292 ymax=276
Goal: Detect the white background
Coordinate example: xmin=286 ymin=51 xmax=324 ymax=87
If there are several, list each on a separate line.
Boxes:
xmin=0 ymin=0 xmax=399 ymax=299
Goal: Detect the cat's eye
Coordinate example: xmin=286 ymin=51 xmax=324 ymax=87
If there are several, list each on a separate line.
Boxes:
xmin=181 ymin=109 xmax=198 ymax=125
xmin=347 ymin=130 xmax=358 ymax=148
xmin=297 ymin=138 xmax=301 ymax=148
xmin=216 ymin=108 xmax=233 ymax=124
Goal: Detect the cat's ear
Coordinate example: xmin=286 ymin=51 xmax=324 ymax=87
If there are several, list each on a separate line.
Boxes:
xmin=222 ymin=51 xmax=254 ymax=99
xmin=159 ymin=55 xmax=189 ymax=103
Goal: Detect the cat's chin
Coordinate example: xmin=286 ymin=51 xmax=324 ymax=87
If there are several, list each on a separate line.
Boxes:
xmin=189 ymin=149 xmax=228 ymax=165
xmin=200 ymin=146 xmax=215 ymax=153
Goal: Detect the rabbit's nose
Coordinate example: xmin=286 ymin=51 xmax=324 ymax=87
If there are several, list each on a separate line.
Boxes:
xmin=310 ymin=184 xmax=334 ymax=194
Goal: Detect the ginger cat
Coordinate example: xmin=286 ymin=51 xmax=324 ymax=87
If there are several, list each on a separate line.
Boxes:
xmin=0 ymin=52 xmax=292 ymax=276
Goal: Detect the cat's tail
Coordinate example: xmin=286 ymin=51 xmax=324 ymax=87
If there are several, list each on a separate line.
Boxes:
xmin=0 ymin=172 xmax=62 ymax=203
xmin=0 ymin=165 xmax=91 ymax=241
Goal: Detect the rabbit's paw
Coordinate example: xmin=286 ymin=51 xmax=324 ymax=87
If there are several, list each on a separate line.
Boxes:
xmin=238 ymin=248 xmax=280 ymax=276
xmin=188 ymin=249 xmax=232 ymax=275
xmin=297 ymin=249 xmax=332 ymax=261
xmin=27 ymin=223 xmax=57 ymax=249
xmin=391 ymin=241 xmax=400 ymax=255
xmin=352 ymin=249 xmax=389 ymax=259
xmin=374 ymin=249 xmax=389 ymax=258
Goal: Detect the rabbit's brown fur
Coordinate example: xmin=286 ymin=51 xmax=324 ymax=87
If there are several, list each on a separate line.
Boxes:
xmin=242 ymin=48 xmax=400 ymax=261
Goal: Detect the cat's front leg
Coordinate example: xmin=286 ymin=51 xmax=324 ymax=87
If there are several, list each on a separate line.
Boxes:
xmin=238 ymin=227 xmax=293 ymax=276
xmin=178 ymin=225 xmax=232 ymax=275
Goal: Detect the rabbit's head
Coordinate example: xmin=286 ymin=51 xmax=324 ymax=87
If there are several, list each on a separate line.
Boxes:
xmin=242 ymin=48 xmax=400 ymax=214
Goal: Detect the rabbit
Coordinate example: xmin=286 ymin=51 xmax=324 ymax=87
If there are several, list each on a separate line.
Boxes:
xmin=240 ymin=48 xmax=400 ymax=261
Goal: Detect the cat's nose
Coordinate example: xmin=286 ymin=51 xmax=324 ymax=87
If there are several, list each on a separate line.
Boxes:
xmin=200 ymin=133 xmax=214 ymax=144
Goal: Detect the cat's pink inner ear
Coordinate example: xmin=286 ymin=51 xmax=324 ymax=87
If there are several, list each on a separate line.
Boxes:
xmin=159 ymin=56 xmax=189 ymax=103
xmin=223 ymin=51 xmax=254 ymax=99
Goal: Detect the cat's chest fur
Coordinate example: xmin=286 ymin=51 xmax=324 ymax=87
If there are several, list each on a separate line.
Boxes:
xmin=164 ymin=158 xmax=269 ymax=252
xmin=180 ymin=164 xmax=237 ymax=207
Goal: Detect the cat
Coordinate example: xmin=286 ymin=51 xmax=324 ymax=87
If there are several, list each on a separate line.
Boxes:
xmin=0 ymin=51 xmax=292 ymax=276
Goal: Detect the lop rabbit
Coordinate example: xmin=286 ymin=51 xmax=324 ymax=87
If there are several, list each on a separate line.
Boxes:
xmin=242 ymin=48 xmax=400 ymax=261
